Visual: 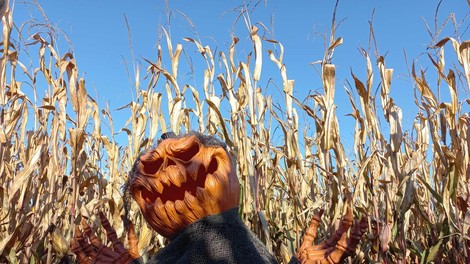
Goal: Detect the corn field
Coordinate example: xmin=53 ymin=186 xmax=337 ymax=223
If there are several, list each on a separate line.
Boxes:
xmin=1 ymin=1 xmax=469 ymax=263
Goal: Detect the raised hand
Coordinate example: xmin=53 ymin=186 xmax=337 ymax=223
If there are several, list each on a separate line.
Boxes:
xmin=296 ymin=206 xmax=367 ymax=264
xmin=71 ymin=212 xmax=140 ymax=264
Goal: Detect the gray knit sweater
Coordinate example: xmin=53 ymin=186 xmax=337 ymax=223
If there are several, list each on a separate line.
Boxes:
xmin=131 ymin=208 xmax=281 ymax=264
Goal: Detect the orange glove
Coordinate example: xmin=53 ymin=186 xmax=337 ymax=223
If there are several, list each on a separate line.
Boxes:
xmin=70 ymin=212 xmax=140 ymax=264
xmin=296 ymin=206 xmax=367 ymax=264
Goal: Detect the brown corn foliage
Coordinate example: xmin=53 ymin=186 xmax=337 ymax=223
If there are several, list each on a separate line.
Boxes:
xmin=1 ymin=2 xmax=469 ymax=264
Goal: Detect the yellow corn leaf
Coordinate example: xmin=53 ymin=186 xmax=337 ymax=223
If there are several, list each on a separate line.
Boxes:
xmin=171 ymin=44 xmax=182 ymax=79
xmin=322 ymin=64 xmax=335 ymax=107
xmin=435 ymin=38 xmax=470 ymax=90
xmin=9 ymin=144 xmax=43 ymax=203
xmin=389 ymin=103 xmax=403 ymax=153
xmin=250 ymin=26 xmax=262 ymax=82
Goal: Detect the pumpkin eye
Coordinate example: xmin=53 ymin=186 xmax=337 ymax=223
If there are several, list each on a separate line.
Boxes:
xmin=207 ymin=157 xmax=218 ymax=174
xmin=173 ymin=143 xmax=200 ymax=162
xmin=141 ymin=158 xmax=163 ymax=175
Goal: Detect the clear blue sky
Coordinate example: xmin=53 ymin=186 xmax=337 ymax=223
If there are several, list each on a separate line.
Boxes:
xmin=11 ymin=0 xmax=469 ymax=153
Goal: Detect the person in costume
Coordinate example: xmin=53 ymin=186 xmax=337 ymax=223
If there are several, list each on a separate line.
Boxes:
xmin=71 ymin=132 xmax=366 ymax=264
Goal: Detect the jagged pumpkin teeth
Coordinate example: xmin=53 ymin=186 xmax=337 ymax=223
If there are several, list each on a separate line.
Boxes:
xmin=144 ymin=201 xmax=164 ymax=230
xmin=153 ymin=179 xmax=164 ymax=194
xmin=196 ymin=186 xmax=218 ymax=214
xmin=184 ymin=191 xmax=206 ymax=219
xmin=174 ymin=200 xmax=187 ymax=214
xmin=204 ymin=174 xmax=223 ymax=200
xmin=197 ymin=187 xmax=221 ymax=214
xmin=168 ymin=170 xmax=185 ymax=187
xmin=175 ymin=205 xmax=198 ymax=227
xmin=155 ymin=197 xmax=164 ymax=207
xmin=174 ymin=200 xmax=197 ymax=224
xmin=154 ymin=198 xmax=172 ymax=227
xmin=196 ymin=187 xmax=207 ymax=202
xmin=159 ymin=173 xmax=171 ymax=187
xmin=183 ymin=191 xmax=196 ymax=204
xmin=147 ymin=205 xmax=166 ymax=228
xmin=164 ymin=201 xmax=185 ymax=230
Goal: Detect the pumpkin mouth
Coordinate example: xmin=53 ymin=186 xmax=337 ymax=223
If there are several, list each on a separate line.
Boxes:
xmin=138 ymin=163 xmax=207 ymax=205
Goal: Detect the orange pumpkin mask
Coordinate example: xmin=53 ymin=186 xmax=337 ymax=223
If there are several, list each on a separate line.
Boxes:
xmin=129 ymin=133 xmax=240 ymax=237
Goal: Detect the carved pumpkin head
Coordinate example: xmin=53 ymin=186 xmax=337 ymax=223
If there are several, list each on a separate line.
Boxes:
xmin=129 ymin=132 xmax=240 ymax=237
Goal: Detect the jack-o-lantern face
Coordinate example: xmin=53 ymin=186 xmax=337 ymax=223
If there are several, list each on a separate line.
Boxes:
xmin=129 ymin=133 xmax=240 ymax=237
